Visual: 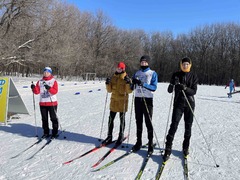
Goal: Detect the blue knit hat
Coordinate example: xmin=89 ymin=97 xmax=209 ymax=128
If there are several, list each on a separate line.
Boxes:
xmin=43 ymin=67 xmax=52 ymax=74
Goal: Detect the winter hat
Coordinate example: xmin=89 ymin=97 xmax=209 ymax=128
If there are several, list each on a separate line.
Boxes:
xmin=43 ymin=67 xmax=52 ymax=74
xmin=140 ymin=55 xmax=150 ymax=63
xmin=180 ymin=57 xmax=192 ymax=72
xmin=181 ymin=57 xmax=191 ymax=64
xmin=117 ymin=62 xmax=126 ymax=70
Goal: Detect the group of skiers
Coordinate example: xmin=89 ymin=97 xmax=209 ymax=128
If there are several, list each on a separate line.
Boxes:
xmin=31 ymin=55 xmax=198 ymax=162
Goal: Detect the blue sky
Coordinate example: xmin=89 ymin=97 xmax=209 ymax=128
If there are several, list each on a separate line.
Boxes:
xmin=66 ymin=0 xmax=240 ymax=36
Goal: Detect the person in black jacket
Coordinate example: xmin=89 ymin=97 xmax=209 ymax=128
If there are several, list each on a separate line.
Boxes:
xmin=163 ymin=57 xmax=198 ymax=161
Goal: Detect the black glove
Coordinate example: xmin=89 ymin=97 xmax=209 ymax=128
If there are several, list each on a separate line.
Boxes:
xmin=167 ymin=84 xmax=174 ymax=93
xmin=44 ymin=84 xmax=51 ymax=90
xmin=124 ymin=75 xmax=131 ymax=84
xmin=175 ymin=84 xmax=187 ymax=91
xmin=31 ymin=84 xmax=35 ymax=89
xmin=132 ymin=78 xmax=142 ymax=86
xmin=105 ymin=77 xmax=111 ymax=85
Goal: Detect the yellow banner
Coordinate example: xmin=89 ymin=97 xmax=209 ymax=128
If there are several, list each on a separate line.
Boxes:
xmin=0 ymin=77 xmax=9 ymax=123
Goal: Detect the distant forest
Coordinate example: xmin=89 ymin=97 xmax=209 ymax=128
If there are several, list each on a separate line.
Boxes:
xmin=1 ymin=0 xmax=240 ymax=85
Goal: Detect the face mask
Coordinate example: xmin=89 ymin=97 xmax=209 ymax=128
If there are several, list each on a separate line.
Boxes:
xmin=141 ymin=66 xmax=149 ymax=70
xmin=180 ymin=62 xmax=192 ymax=72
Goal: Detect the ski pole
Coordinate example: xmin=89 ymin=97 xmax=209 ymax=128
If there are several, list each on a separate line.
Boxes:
xmin=139 ymin=86 xmax=161 ymax=153
xmin=182 ymin=90 xmax=219 ymax=167
xmin=99 ymin=91 xmax=108 ymax=141
xmin=126 ymin=86 xmax=135 ymax=148
xmin=118 ymin=92 xmax=127 ymax=148
xmin=162 ymin=88 xmax=174 ymax=152
xmin=32 ymin=81 xmax=38 ymax=137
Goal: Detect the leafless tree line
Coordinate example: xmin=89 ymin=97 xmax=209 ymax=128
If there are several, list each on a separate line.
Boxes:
xmin=1 ymin=0 xmax=240 ymax=85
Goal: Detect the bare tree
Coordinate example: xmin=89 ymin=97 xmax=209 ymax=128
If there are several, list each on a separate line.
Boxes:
xmin=1 ymin=0 xmax=240 ymax=85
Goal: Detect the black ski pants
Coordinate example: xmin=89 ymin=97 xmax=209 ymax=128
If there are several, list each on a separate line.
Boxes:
xmin=107 ymin=111 xmax=125 ymax=138
xmin=40 ymin=105 xmax=59 ymax=135
xmin=134 ymin=97 xmax=153 ymax=144
xmin=166 ymin=105 xmax=194 ymax=149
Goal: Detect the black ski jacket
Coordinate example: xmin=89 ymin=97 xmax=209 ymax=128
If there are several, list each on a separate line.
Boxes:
xmin=168 ymin=71 xmax=198 ymax=108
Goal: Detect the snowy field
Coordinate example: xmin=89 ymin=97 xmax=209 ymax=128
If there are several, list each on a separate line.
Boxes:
xmin=0 ymin=76 xmax=240 ymax=180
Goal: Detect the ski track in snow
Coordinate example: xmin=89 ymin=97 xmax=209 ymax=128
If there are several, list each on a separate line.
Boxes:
xmin=0 ymin=77 xmax=240 ymax=180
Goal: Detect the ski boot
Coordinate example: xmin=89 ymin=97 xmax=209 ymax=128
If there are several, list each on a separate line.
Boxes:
xmin=148 ymin=144 xmax=154 ymax=155
xmin=41 ymin=134 xmax=50 ymax=139
xmin=183 ymin=148 xmax=189 ymax=157
xmin=102 ymin=136 xmax=112 ymax=145
xmin=147 ymin=140 xmax=154 ymax=155
xmin=162 ymin=146 xmax=172 ymax=162
xmin=51 ymin=133 xmax=59 ymax=139
xmin=132 ymin=141 xmax=142 ymax=152
xmin=115 ymin=135 xmax=124 ymax=146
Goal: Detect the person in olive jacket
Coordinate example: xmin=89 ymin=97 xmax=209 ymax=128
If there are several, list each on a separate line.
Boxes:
xmin=102 ymin=62 xmax=133 ymax=145
xmin=163 ymin=57 xmax=198 ymax=161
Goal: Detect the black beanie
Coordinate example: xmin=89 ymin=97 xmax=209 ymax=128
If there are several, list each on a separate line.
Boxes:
xmin=140 ymin=55 xmax=150 ymax=63
xmin=181 ymin=57 xmax=191 ymax=64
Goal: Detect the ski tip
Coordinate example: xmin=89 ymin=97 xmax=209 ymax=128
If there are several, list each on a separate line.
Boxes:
xmin=26 ymin=157 xmax=33 ymax=161
xmin=63 ymin=160 xmax=73 ymax=165
xmin=91 ymin=169 xmax=99 ymax=172
xmin=91 ymin=164 xmax=97 ymax=168
xmin=92 ymin=162 xmax=101 ymax=168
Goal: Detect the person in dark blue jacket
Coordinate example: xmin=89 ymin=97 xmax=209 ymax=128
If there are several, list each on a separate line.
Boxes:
xmin=163 ymin=57 xmax=198 ymax=161
xmin=131 ymin=55 xmax=158 ymax=154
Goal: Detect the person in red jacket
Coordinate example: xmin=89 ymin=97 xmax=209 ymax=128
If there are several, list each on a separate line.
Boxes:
xmin=31 ymin=67 xmax=59 ymax=138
